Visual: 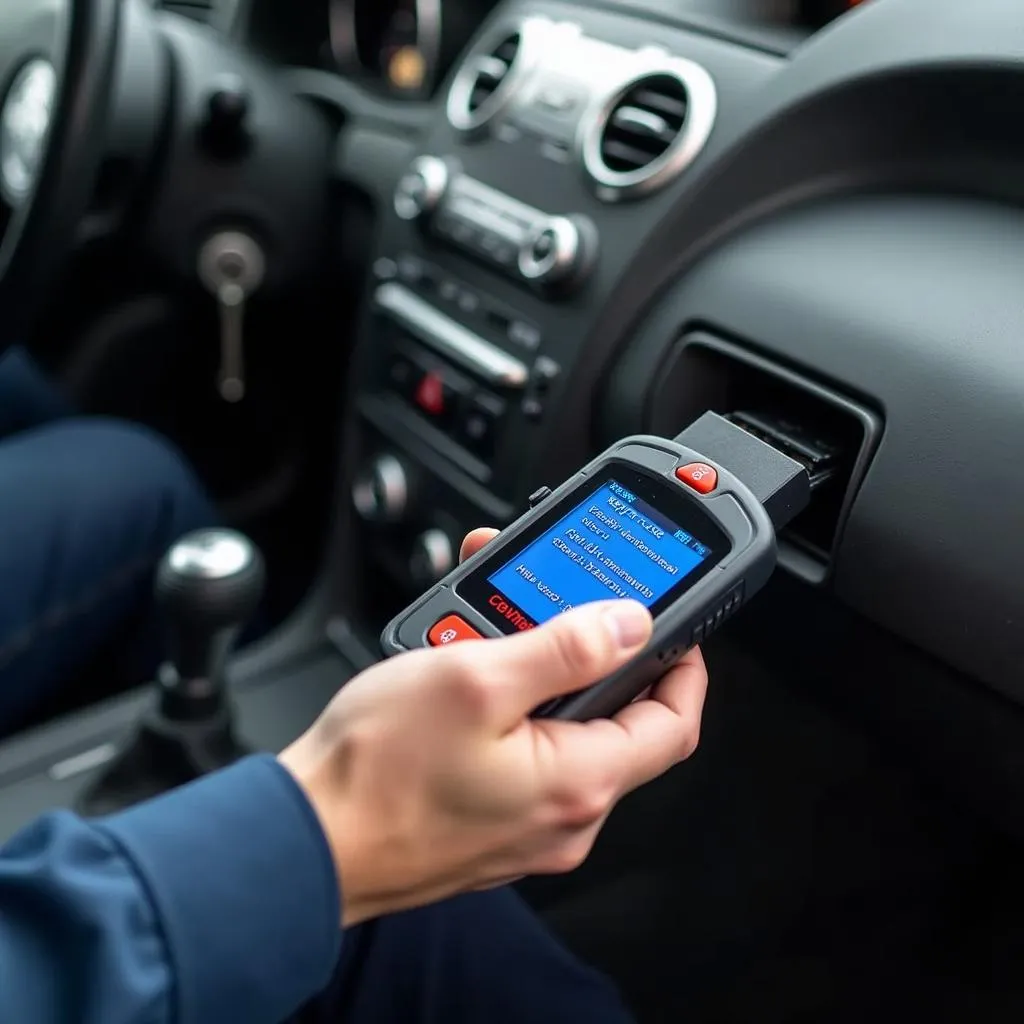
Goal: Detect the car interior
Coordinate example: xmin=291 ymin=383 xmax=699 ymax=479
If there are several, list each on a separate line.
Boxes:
xmin=2 ymin=0 xmax=1024 ymax=1018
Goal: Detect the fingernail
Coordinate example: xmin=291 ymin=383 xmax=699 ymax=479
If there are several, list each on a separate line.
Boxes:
xmin=603 ymin=601 xmax=652 ymax=649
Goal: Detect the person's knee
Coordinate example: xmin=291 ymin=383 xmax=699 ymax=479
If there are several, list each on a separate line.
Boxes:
xmin=67 ymin=419 xmax=212 ymax=520
xmin=18 ymin=418 xmax=220 ymax=546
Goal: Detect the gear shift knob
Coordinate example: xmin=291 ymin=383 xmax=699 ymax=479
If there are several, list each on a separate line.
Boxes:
xmin=155 ymin=528 xmax=265 ymax=717
xmin=76 ymin=529 xmax=264 ymax=816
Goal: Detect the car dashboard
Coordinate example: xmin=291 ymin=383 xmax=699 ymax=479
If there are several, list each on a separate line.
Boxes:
xmin=3 ymin=0 xmax=1024 ymax=856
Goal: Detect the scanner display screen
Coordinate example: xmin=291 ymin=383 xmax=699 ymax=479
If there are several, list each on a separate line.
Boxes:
xmin=458 ymin=464 xmax=730 ymax=635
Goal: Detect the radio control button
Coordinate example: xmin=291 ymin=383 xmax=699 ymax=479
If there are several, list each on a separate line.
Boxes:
xmin=428 ymin=614 xmax=483 ymax=646
xmin=413 ymin=370 xmax=457 ymax=424
xmin=676 ymin=462 xmax=718 ymax=495
xmin=458 ymin=391 xmax=505 ymax=458
xmin=531 ymin=355 xmax=560 ymax=387
xmin=373 ymin=257 xmax=398 ymax=280
xmin=394 ymin=156 xmax=450 ymax=221
xmin=410 ymin=529 xmax=455 ymax=587
xmin=509 ymin=320 xmax=542 ymax=349
xmin=352 ymin=454 xmax=409 ymax=523
xmin=530 ymin=230 xmax=555 ymax=262
xmin=386 ymin=352 xmax=418 ymax=398
xmin=518 ymin=216 xmax=591 ymax=288
xmin=521 ymin=396 xmax=544 ymax=421
xmin=397 ymin=254 xmax=426 ymax=283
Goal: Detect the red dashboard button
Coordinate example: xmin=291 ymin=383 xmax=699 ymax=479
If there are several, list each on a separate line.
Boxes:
xmin=414 ymin=371 xmax=447 ymax=417
xmin=428 ymin=614 xmax=484 ymax=646
xmin=675 ymin=462 xmax=718 ymax=494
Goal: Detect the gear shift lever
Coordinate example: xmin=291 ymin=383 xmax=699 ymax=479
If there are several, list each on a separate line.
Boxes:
xmin=77 ymin=529 xmax=265 ymax=817
xmin=156 ymin=529 xmax=264 ymax=720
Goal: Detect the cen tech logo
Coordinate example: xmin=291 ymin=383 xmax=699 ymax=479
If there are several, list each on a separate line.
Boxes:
xmin=488 ymin=593 xmax=534 ymax=632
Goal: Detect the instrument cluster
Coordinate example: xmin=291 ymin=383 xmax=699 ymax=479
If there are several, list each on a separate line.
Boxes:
xmin=328 ymin=0 xmax=500 ymax=98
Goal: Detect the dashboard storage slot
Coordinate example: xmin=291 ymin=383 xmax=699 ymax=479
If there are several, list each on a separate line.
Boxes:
xmin=648 ymin=332 xmax=882 ymax=584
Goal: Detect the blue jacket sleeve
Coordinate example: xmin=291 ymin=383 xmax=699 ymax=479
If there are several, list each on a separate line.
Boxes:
xmin=0 ymin=754 xmax=342 ymax=1024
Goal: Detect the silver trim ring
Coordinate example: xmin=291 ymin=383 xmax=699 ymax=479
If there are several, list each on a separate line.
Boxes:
xmin=446 ymin=16 xmax=547 ymax=134
xmin=578 ymin=57 xmax=717 ymax=202
xmin=394 ymin=155 xmax=449 ymax=220
xmin=352 ymin=453 xmax=408 ymax=522
xmin=0 ymin=59 xmax=57 ymax=209
xmin=518 ymin=217 xmax=579 ymax=283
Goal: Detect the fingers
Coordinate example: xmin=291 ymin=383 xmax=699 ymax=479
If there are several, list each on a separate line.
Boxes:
xmin=605 ymin=647 xmax=708 ymax=793
xmin=459 ymin=528 xmax=500 ymax=564
xmin=539 ymin=648 xmax=708 ymax=802
xmin=467 ymin=600 xmax=653 ymax=726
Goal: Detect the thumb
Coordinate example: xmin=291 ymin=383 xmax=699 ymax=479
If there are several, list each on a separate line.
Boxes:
xmin=484 ymin=600 xmax=653 ymax=725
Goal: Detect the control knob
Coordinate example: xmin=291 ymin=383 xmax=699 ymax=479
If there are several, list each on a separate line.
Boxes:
xmin=394 ymin=156 xmax=450 ymax=221
xmin=352 ymin=454 xmax=410 ymax=524
xmin=199 ymin=73 xmax=252 ymax=158
xmin=409 ymin=529 xmax=454 ymax=587
xmin=518 ymin=215 xmax=595 ymax=290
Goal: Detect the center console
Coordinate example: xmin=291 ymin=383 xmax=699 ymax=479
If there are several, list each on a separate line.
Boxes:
xmin=345 ymin=3 xmax=782 ymax=623
xmin=0 ymin=1 xmax=787 ymax=836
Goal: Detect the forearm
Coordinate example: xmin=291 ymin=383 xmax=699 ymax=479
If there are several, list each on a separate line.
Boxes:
xmin=0 ymin=755 xmax=341 ymax=1024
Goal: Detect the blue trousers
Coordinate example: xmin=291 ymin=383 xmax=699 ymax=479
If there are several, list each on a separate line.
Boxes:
xmin=1 ymin=348 xmax=632 ymax=1021
xmin=300 ymin=888 xmax=633 ymax=1023
xmin=0 ymin=348 xmax=217 ymax=733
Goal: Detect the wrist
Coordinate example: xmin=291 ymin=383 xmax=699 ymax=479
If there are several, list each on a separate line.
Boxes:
xmin=277 ymin=741 xmax=391 ymax=927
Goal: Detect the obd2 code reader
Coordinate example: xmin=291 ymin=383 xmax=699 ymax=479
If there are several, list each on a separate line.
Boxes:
xmin=381 ymin=413 xmax=813 ymax=721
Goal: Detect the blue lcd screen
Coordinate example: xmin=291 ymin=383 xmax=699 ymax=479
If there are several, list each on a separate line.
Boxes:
xmin=486 ymin=479 xmax=713 ymax=625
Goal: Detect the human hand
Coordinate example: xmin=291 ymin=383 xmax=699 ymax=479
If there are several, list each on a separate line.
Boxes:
xmin=279 ymin=528 xmax=707 ymax=927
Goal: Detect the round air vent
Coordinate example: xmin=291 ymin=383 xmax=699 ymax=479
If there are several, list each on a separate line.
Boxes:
xmin=447 ymin=18 xmax=546 ymax=134
xmin=580 ymin=60 xmax=717 ymax=201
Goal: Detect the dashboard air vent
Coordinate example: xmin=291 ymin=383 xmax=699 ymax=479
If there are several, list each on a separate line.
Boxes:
xmin=581 ymin=61 xmax=717 ymax=201
xmin=600 ymin=75 xmax=688 ymax=174
xmin=468 ymin=33 xmax=520 ymax=115
xmin=447 ymin=18 xmax=546 ymax=134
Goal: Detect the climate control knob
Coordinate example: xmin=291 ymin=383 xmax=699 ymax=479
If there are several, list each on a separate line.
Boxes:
xmin=409 ymin=529 xmax=455 ymax=587
xmin=394 ymin=156 xmax=450 ymax=221
xmin=517 ymin=215 xmax=594 ymax=289
xmin=352 ymin=454 xmax=409 ymax=524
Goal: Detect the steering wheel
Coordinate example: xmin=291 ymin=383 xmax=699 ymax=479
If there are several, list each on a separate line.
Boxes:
xmin=0 ymin=0 xmax=119 ymax=344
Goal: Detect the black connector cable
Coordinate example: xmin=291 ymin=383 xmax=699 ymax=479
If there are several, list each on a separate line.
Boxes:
xmin=674 ymin=411 xmax=812 ymax=532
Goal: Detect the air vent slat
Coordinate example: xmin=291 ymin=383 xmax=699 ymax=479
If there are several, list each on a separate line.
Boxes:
xmin=475 ymin=55 xmax=510 ymax=83
xmin=610 ymin=106 xmax=676 ymax=145
xmin=630 ymin=88 xmax=687 ymax=122
xmin=465 ymin=31 xmax=521 ymax=115
xmin=494 ymin=39 xmax=520 ymax=63
xmin=601 ymin=138 xmax=666 ymax=171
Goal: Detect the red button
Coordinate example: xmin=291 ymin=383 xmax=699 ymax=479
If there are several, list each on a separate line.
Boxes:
xmin=675 ymin=462 xmax=718 ymax=494
xmin=428 ymin=614 xmax=484 ymax=646
xmin=415 ymin=371 xmax=447 ymax=417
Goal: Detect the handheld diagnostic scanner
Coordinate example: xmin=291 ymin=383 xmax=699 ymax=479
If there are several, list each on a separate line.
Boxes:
xmin=382 ymin=413 xmax=814 ymax=721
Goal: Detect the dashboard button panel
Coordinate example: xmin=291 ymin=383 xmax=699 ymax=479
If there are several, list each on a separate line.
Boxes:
xmin=394 ymin=162 xmax=598 ymax=295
